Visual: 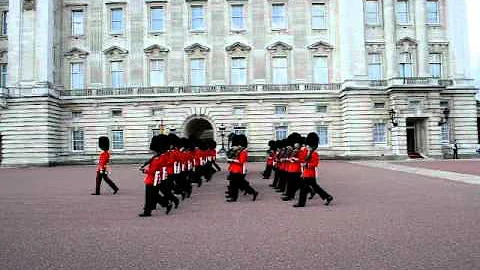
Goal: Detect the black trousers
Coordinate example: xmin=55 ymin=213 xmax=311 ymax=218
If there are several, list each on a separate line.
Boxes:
xmin=285 ymin=172 xmax=301 ymax=199
xmin=228 ymin=173 xmax=256 ymax=200
xmin=297 ymin=177 xmax=331 ymax=206
xmin=453 ymin=149 xmax=458 ymax=159
xmin=272 ymin=168 xmax=279 ymax=187
xmin=143 ymin=185 xmax=158 ymax=214
xmin=94 ymin=171 xmax=118 ymax=194
xmin=277 ymin=170 xmax=287 ymax=192
xmin=160 ymin=178 xmax=179 ymax=205
xmin=263 ymin=165 xmax=273 ymax=179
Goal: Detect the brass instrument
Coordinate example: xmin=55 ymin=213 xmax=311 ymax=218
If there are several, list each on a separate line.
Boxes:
xmin=226 ymin=146 xmax=243 ymax=160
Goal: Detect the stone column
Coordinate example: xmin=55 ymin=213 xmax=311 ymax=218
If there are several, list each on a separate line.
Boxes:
xmin=338 ymin=0 xmax=367 ymax=81
xmin=6 ymin=0 xmax=22 ymax=88
xmin=414 ymin=0 xmax=427 ymax=77
xmin=35 ymin=0 xmax=55 ymax=88
xmin=384 ymin=0 xmax=396 ymax=79
xmin=447 ymin=0 xmax=469 ymax=79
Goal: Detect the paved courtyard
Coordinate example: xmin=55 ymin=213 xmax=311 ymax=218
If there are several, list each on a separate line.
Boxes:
xmin=0 ymin=161 xmax=479 ymax=270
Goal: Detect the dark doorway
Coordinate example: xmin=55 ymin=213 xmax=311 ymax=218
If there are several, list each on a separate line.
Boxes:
xmin=406 ymin=125 xmax=415 ymax=153
xmin=184 ymin=118 xmax=214 ymax=140
xmin=477 ymin=117 xmax=480 ymax=143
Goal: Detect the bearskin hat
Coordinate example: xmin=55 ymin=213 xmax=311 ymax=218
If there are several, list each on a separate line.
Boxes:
xmin=98 ymin=136 xmax=110 ymax=151
xmin=150 ymin=134 xmax=169 ymax=153
xmin=231 ymin=134 xmax=248 ymax=147
xmin=287 ymin=132 xmax=302 ymax=146
xmin=306 ymin=132 xmax=319 ymax=149
xmin=167 ymin=133 xmax=180 ymax=149
xmin=300 ymin=136 xmax=306 ymax=146
xmin=268 ymin=140 xmax=276 ymax=150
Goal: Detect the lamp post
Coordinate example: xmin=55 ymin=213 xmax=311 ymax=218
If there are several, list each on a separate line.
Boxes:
xmin=169 ymin=126 xmax=176 ymax=134
xmin=438 ymin=107 xmax=450 ymax=126
xmin=159 ymin=119 xmax=165 ymax=134
xmin=389 ymin=109 xmax=398 ymax=127
xmin=219 ymin=123 xmax=226 ymax=153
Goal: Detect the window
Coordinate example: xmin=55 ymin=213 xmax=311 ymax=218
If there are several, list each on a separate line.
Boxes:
xmin=313 ymin=56 xmax=328 ymax=84
xmin=427 ymin=1 xmax=439 ymax=24
xmin=111 ymin=61 xmax=124 ymax=87
xmin=1 ymin=11 xmax=7 ymax=35
xmin=70 ymin=63 xmax=84 ymax=89
xmin=365 ymin=1 xmax=380 ymax=25
xmin=275 ymin=126 xmax=288 ymax=140
xmin=112 ymin=130 xmax=124 ymax=150
xmin=399 ymin=52 xmax=413 ymax=78
xmin=152 ymin=107 xmax=163 ymax=116
xmin=441 ymin=123 xmax=449 ymax=144
xmin=72 ymin=129 xmax=84 ymax=151
xmin=316 ymin=105 xmax=327 ymax=113
xmin=191 ymin=6 xmax=205 ymax=31
xmin=0 ymin=64 xmax=7 ymax=88
xmin=374 ymin=102 xmax=385 ymax=109
xmin=272 ymin=57 xmax=288 ymax=84
xmin=150 ymin=7 xmax=165 ymax=32
xmin=231 ymin=4 xmax=245 ymax=30
xmin=396 ymin=1 xmax=409 ymax=25
xmin=317 ymin=126 xmax=329 ymax=146
xmin=373 ymin=123 xmax=386 ymax=143
xmin=312 ymin=3 xmax=327 ymax=29
xmin=112 ymin=109 xmax=122 ymax=117
xmin=233 ymin=106 xmax=245 ymax=115
xmin=71 ymin=10 xmax=84 ymax=36
xmin=271 ymin=3 xmax=286 ymax=30
xmin=72 ymin=111 xmax=82 ymax=119
xmin=234 ymin=126 xmax=247 ymax=135
xmin=440 ymin=100 xmax=449 ymax=107
xmin=191 ymin=59 xmax=206 ymax=86
xmin=152 ymin=128 xmax=161 ymax=137
xmin=429 ymin=53 xmax=442 ymax=78
xmin=368 ymin=53 xmax=382 ymax=80
xmin=150 ymin=59 xmax=165 ymax=86
xmin=231 ymin=57 xmax=247 ymax=85
xmin=110 ymin=8 xmax=123 ymax=34
xmin=275 ymin=105 xmax=287 ymax=115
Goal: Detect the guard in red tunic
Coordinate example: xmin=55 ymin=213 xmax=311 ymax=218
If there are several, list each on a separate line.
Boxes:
xmin=226 ymin=134 xmax=258 ymax=202
xmin=91 ymin=136 xmax=119 ymax=195
xmin=263 ymin=140 xmax=276 ymax=179
xmin=282 ymin=133 xmax=304 ymax=201
xmin=294 ymin=132 xmax=333 ymax=207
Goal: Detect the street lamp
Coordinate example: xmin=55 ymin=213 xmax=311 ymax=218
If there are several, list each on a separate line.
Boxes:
xmin=389 ymin=109 xmax=398 ymax=127
xmin=438 ymin=107 xmax=450 ymax=126
xmin=219 ymin=123 xmax=226 ymax=153
xmin=169 ymin=126 xmax=176 ymax=134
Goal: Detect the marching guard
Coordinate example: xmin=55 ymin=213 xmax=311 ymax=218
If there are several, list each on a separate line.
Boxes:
xmin=91 ymin=136 xmax=119 ymax=195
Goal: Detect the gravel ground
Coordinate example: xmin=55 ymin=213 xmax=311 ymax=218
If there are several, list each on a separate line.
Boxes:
xmin=0 ymin=161 xmax=479 ymax=270
xmin=393 ymin=159 xmax=480 ymax=176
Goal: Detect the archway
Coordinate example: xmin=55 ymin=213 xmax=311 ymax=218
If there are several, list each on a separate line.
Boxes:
xmin=184 ymin=117 xmax=214 ymax=140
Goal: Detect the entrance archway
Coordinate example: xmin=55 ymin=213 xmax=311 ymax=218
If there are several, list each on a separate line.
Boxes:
xmin=184 ymin=117 xmax=214 ymax=140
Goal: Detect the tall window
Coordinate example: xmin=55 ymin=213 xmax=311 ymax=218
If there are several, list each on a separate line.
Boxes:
xmin=191 ymin=59 xmax=206 ymax=86
xmin=275 ymin=105 xmax=287 ymax=115
xmin=111 ymin=8 xmax=123 ymax=34
xmin=112 ymin=130 xmax=124 ymax=150
xmin=429 ymin=53 xmax=442 ymax=78
xmin=317 ymin=126 xmax=329 ymax=146
xmin=312 ymin=3 xmax=327 ymax=29
xmin=231 ymin=5 xmax=245 ymax=30
xmin=275 ymin=126 xmax=288 ymax=140
xmin=441 ymin=123 xmax=449 ymax=144
xmin=313 ymin=56 xmax=328 ymax=84
xmin=234 ymin=126 xmax=247 ymax=135
xmin=271 ymin=4 xmax=286 ymax=30
xmin=365 ymin=1 xmax=380 ymax=25
xmin=71 ymin=10 xmax=84 ymax=36
xmin=396 ymin=1 xmax=409 ymax=25
xmin=72 ymin=129 xmax=84 ymax=151
xmin=399 ymin=52 xmax=413 ymax=78
xmin=191 ymin=6 xmax=205 ymax=31
xmin=272 ymin=57 xmax=288 ymax=84
xmin=111 ymin=61 xmax=124 ymax=87
xmin=150 ymin=59 xmax=165 ymax=86
xmin=231 ymin=57 xmax=247 ymax=85
xmin=427 ymin=0 xmax=440 ymax=24
xmin=368 ymin=53 xmax=382 ymax=80
xmin=70 ymin=63 xmax=84 ymax=89
xmin=1 ymin=11 xmax=8 ymax=35
xmin=150 ymin=7 xmax=165 ymax=32
xmin=373 ymin=123 xmax=386 ymax=143
xmin=0 ymin=64 xmax=7 ymax=88
xmin=233 ymin=106 xmax=245 ymax=115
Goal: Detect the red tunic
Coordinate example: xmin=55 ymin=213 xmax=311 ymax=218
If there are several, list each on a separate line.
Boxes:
xmin=302 ymin=150 xmax=319 ymax=178
xmin=143 ymin=153 xmax=168 ymax=186
xmin=96 ymin=151 xmax=110 ymax=172
xmin=228 ymin=149 xmax=248 ymax=174
xmin=266 ymin=151 xmax=275 ymax=166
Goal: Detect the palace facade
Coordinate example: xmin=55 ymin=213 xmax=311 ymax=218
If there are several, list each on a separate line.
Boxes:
xmin=0 ymin=0 xmax=478 ymax=166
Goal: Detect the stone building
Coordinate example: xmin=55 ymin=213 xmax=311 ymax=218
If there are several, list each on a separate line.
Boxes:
xmin=0 ymin=0 xmax=478 ymax=166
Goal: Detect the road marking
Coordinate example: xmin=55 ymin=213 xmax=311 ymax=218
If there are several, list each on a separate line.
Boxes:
xmin=350 ymin=161 xmax=480 ymax=185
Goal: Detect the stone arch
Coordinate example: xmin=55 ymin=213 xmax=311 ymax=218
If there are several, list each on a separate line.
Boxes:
xmin=182 ymin=114 xmax=216 ymax=141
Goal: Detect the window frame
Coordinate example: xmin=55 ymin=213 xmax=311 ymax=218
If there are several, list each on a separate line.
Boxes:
xmin=275 ymin=105 xmax=287 ymax=115
xmin=110 ymin=7 xmax=124 ymax=35
xmin=368 ymin=53 xmax=383 ymax=80
xmin=311 ymin=3 xmax=327 ymax=30
xmin=440 ymin=122 xmax=449 ymax=145
xmin=71 ymin=9 xmax=85 ymax=36
xmin=373 ymin=122 xmax=387 ymax=144
xmin=190 ymin=5 xmax=206 ymax=32
xmin=231 ymin=57 xmax=247 ymax=85
xmin=111 ymin=129 xmax=124 ymax=150
xmin=396 ymin=0 xmax=410 ymax=25
xmin=70 ymin=62 xmax=85 ymax=90
xmin=149 ymin=6 xmax=165 ymax=33
xmin=365 ymin=0 xmax=380 ymax=26
xmin=230 ymin=4 xmax=246 ymax=31
xmin=271 ymin=3 xmax=287 ymax=30
xmin=149 ymin=59 xmax=166 ymax=87
xmin=272 ymin=56 xmax=288 ymax=84
xmin=313 ymin=55 xmax=329 ymax=84
xmin=1 ymin=10 xmax=7 ymax=36
xmin=275 ymin=125 xmax=288 ymax=140
xmin=426 ymin=0 xmax=440 ymax=25
xmin=429 ymin=53 xmax=442 ymax=78
xmin=190 ymin=58 xmax=206 ymax=86
xmin=317 ymin=125 xmax=329 ymax=147
xmin=71 ymin=129 xmax=85 ymax=152
xmin=0 ymin=63 xmax=7 ymax=88
xmin=399 ymin=52 xmax=413 ymax=78
xmin=110 ymin=60 xmax=124 ymax=88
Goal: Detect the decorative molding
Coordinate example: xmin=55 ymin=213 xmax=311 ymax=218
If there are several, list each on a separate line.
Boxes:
xmin=397 ymin=37 xmax=417 ymax=48
xmin=23 ymin=0 xmax=35 ymax=10
xmin=0 ymin=49 xmax=7 ymax=59
xmin=184 ymin=43 xmax=210 ymax=54
xmin=307 ymin=41 xmax=334 ymax=52
xmin=365 ymin=42 xmax=385 ymax=53
xmin=225 ymin=42 xmax=251 ymax=52
xmin=429 ymin=42 xmax=449 ymax=52
xmin=267 ymin=41 xmax=293 ymax=51
xmin=64 ymin=47 xmax=89 ymax=59
xmin=144 ymin=44 xmax=170 ymax=57
xmin=105 ymin=1 xmax=128 ymax=5
xmin=103 ymin=46 xmax=129 ymax=56
xmin=64 ymin=3 xmax=88 ymax=7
